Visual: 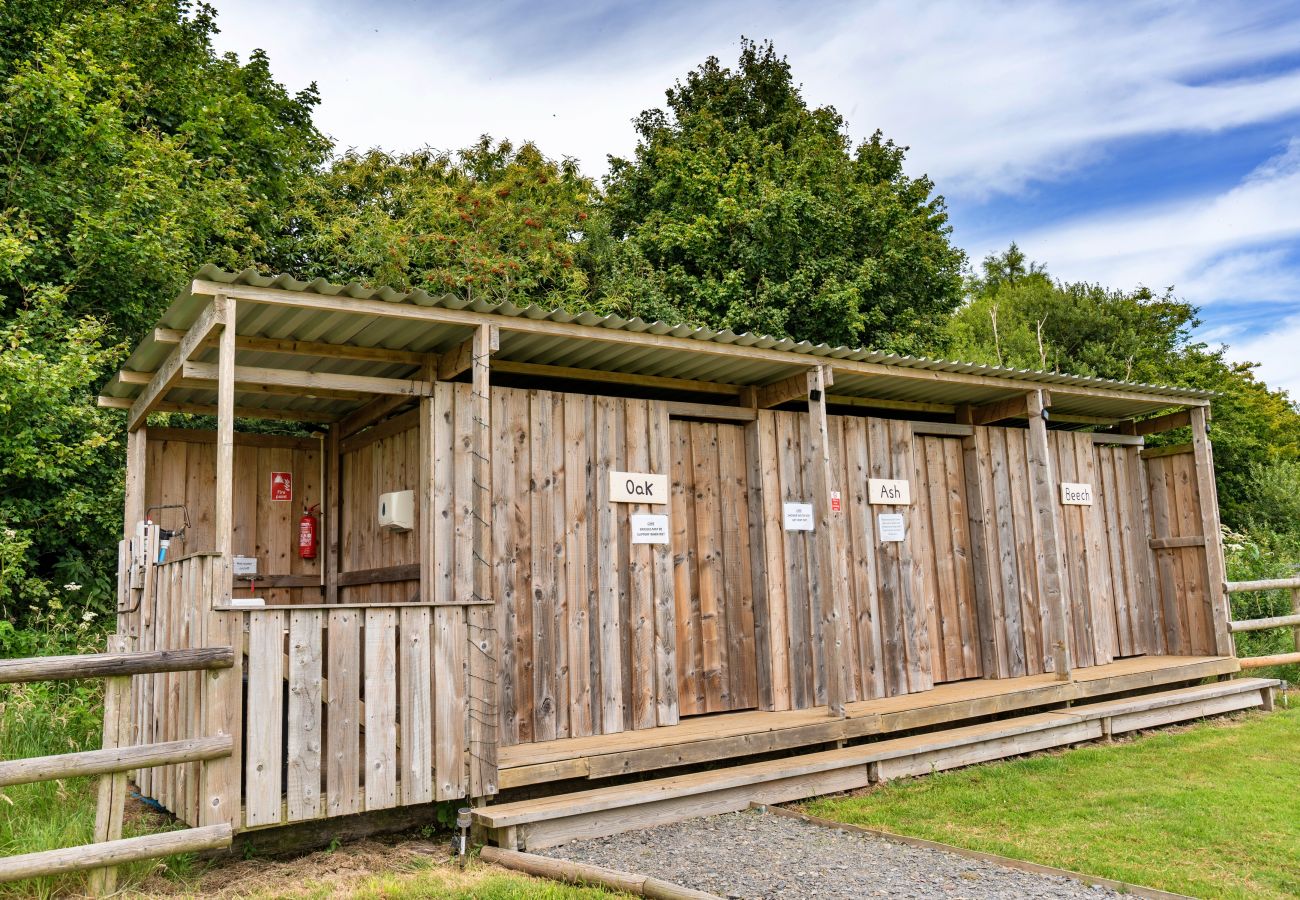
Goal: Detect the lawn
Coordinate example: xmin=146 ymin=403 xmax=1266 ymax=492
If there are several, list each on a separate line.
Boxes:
xmin=804 ymin=702 xmax=1300 ymax=899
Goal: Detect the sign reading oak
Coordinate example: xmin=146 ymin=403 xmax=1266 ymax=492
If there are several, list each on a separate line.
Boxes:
xmin=609 ymin=471 xmax=669 ymax=504
xmin=1060 ymin=482 xmax=1094 ymax=506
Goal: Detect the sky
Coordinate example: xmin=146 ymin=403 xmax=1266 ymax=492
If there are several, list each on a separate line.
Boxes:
xmin=207 ymin=0 xmax=1300 ymax=395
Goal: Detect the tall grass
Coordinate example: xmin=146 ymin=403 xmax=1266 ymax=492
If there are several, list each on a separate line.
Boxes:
xmin=0 ymin=606 xmax=177 ymax=898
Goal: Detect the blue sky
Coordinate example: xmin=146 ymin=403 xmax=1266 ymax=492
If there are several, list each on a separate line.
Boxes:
xmin=209 ymin=0 xmax=1300 ymax=395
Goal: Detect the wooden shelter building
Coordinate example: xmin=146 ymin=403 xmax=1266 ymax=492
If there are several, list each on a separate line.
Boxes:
xmin=97 ymin=266 xmax=1270 ymax=848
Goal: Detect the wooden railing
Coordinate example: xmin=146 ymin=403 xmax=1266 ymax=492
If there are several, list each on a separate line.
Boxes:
xmin=0 ymin=641 xmax=235 ymax=895
xmin=1224 ymin=576 xmax=1300 ymax=670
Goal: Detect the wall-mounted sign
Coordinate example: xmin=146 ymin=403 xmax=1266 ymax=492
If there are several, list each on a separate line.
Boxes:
xmin=877 ymin=513 xmax=906 ymax=542
xmin=609 ymin=471 xmax=668 ymax=504
xmin=232 ymin=555 xmax=258 ymax=576
xmin=270 ymin=471 xmax=292 ymax=502
xmin=630 ymin=514 xmax=670 ymax=544
xmin=1060 ymin=482 xmax=1094 ymax=506
xmin=783 ymin=502 xmax=815 ymax=531
xmin=868 ymin=478 xmax=911 ymax=505
xmin=830 ymin=491 xmax=842 ymax=512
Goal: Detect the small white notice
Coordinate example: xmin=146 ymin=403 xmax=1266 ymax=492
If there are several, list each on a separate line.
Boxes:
xmin=232 ymin=555 xmax=258 ymax=576
xmin=877 ymin=513 xmax=906 ymax=542
xmin=869 ymin=478 xmax=911 ymax=505
xmin=1060 ymin=482 xmax=1094 ymax=506
xmin=610 ymin=471 xmax=669 ymax=504
xmin=631 ymin=514 xmax=670 ymax=544
xmin=783 ymin=502 xmax=815 ymax=531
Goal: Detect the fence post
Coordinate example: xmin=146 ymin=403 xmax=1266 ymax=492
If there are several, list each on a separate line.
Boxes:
xmin=1292 ymin=587 xmax=1300 ymax=654
xmin=88 ymin=635 xmax=133 ymax=896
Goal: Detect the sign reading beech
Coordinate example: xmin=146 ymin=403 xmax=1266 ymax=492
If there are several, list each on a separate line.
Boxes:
xmin=609 ymin=471 xmax=668 ymax=504
xmin=1060 ymin=482 xmax=1094 ymax=506
xmin=868 ymin=478 xmax=911 ymax=505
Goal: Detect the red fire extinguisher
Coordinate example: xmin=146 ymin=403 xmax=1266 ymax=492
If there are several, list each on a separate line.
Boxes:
xmin=299 ymin=503 xmax=320 ymax=560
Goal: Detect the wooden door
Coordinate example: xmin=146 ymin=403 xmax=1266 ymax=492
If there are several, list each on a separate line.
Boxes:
xmin=670 ymin=419 xmax=759 ymax=715
xmin=910 ymin=435 xmax=982 ymax=683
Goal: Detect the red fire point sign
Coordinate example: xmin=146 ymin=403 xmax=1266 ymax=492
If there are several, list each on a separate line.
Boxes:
xmin=270 ymin=471 xmax=293 ymax=502
xmin=830 ymin=491 xmax=842 ymax=512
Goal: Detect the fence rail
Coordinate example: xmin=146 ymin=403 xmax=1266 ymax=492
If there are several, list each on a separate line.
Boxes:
xmin=0 ymin=639 xmax=234 ymax=894
xmin=1224 ymin=578 xmax=1300 ymax=670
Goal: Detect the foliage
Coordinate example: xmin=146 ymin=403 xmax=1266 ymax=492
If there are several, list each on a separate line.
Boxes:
xmin=0 ymin=0 xmax=327 ymax=627
xmin=947 ymin=245 xmax=1300 ymax=525
xmin=0 ymin=604 xmax=158 ymax=899
xmin=1222 ymin=525 xmax=1300 ymax=682
xmin=598 ymin=39 xmax=966 ymax=350
xmin=281 ymin=138 xmax=597 ymax=308
xmin=805 ymin=707 xmax=1300 ymax=899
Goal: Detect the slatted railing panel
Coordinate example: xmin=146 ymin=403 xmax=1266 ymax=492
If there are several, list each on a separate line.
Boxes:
xmin=240 ymin=607 xmax=441 ymax=828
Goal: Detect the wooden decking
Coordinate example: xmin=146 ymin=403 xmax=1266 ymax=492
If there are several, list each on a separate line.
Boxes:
xmin=498 ymin=655 xmax=1239 ymax=790
xmin=481 ymin=671 xmax=1277 ymax=850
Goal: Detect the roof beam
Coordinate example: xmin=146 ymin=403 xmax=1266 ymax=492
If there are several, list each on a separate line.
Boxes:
xmin=826 ymin=394 xmax=952 ymax=415
xmin=437 ymin=333 xmax=477 ymax=380
xmin=193 ymin=279 xmax=1210 ymax=408
xmin=492 ymin=359 xmax=742 ymax=397
xmin=128 ymin=299 xmax=224 ymax=430
xmin=970 ymin=393 xmax=1034 ymax=426
xmin=98 ymin=394 xmax=336 ymax=424
xmin=181 ymin=362 xmax=430 ymax=398
xmin=154 ymin=327 xmax=427 ymax=367
xmin=756 ymin=369 xmax=831 ymax=409
xmin=1123 ymin=409 xmax=1192 ymax=436
xmin=335 ymin=394 xmax=416 ymax=439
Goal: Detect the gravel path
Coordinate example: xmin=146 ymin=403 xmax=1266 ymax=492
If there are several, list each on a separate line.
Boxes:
xmin=536 ymin=809 xmax=1121 ymax=899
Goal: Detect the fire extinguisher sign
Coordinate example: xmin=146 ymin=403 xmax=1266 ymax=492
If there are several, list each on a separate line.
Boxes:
xmin=270 ymin=471 xmax=293 ymax=502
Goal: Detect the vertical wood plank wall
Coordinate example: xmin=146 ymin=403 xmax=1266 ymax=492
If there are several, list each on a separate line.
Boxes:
xmin=128 ymin=384 xmax=1231 ymax=829
xmin=1143 ymin=448 xmax=1218 ymax=654
xmin=494 ymin=387 xmax=678 ymax=747
xmin=671 ymin=420 xmax=758 ymax=716
xmin=339 ymin=414 xmax=421 ymax=603
xmin=142 ymin=430 xmax=321 ymax=603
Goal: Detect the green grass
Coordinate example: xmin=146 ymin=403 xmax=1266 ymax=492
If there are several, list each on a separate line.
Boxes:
xmin=205 ymin=858 xmax=622 ymax=899
xmin=804 ymin=703 xmax=1300 ymax=899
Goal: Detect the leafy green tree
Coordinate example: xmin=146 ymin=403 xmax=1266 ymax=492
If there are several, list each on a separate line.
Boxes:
xmin=0 ymin=0 xmax=328 ymax=620
xmin=598 ymin=39 xmax=965 ymax=350
xmin=947 ymin=245 xmax=1300 ymax=525
xmin=283 ymin=138 xmax=597 ymax=308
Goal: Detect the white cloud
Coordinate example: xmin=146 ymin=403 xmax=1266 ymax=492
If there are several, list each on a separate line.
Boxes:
xmin=975 ymin=139 xmax=1300 ymax=299
xmin=1227 ymin=315 xmax=1300 ymax=399
xmin=977 ymin=140 xmax=1300 ymax=394
xmin=205 ymin=0 xmax=1300 ymax=192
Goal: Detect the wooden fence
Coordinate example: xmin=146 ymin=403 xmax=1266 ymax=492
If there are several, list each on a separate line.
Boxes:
xmin=1224 ymin=575 xmax=1300 ymax=669
xmin=0 ymin=643 xmax=234 ymax=894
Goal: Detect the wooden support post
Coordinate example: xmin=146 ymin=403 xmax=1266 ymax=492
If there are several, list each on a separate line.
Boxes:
xmin=202 ymin=296 xmax=240 ymax=830
xmin=87 ymin=635 xmax=132 ymax=896
xmin=807 ymin=365 xmax=847 ymax=717
xmin=467 ymin=325 xmax=500 ymax=796
xmin=325 ymin=426 xmax=341 ymax=605
xmin=120 ymin=426 xmax=147 ymax=637
xmin=1188 ymin=406 xmax=1234 ymax=657
xmin=1025 ymin=390 xmax=1071 ymax=680
xmin=1292 ymin=588 xmax=1300 ymax=654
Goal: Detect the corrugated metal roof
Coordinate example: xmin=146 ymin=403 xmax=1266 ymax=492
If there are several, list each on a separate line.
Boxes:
xmin=101 ymin=265 xmax=1214 ymax=422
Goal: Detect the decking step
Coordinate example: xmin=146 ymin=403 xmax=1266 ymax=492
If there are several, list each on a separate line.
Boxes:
xmin=477 ymin=678 xmax=1278 ymax=850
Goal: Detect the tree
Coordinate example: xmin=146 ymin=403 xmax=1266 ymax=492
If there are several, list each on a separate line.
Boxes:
xmin=0 ymin=0 xmax=328 ymax=620
xmin=597 ymin=39 xmax=965 ymax=351
xmin=947 ymin=245 xmax=1300 ymax=525
xmin=283 ymin=138 xmax=597 ymax=309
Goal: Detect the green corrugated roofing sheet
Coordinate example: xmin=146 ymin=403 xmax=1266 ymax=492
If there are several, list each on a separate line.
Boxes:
xmin=101 ymin=265 xmax=1214 ymax=421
